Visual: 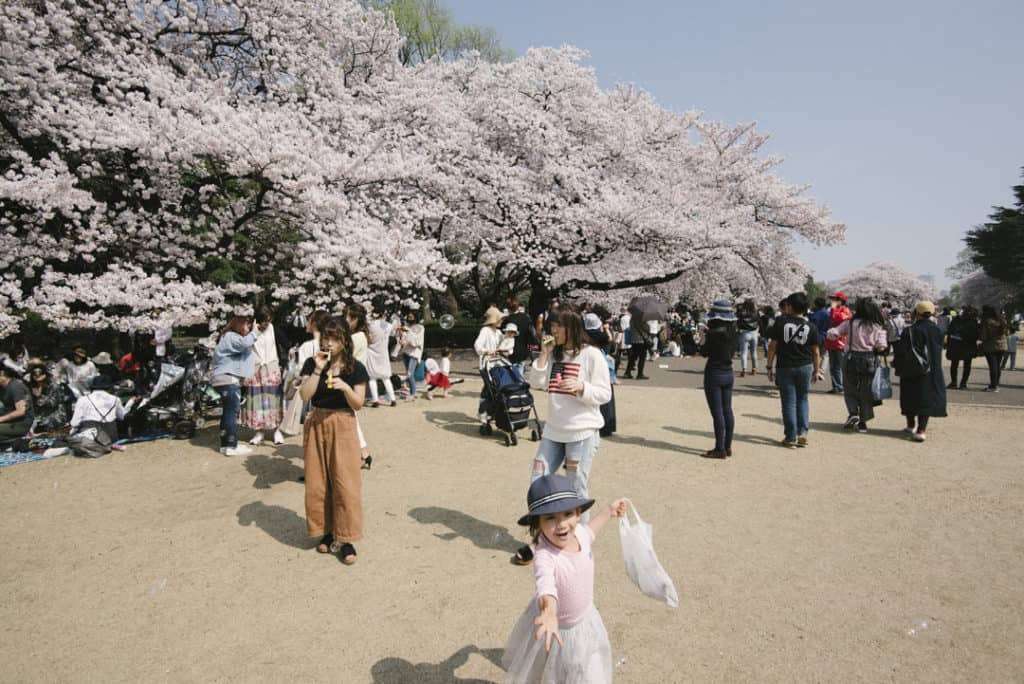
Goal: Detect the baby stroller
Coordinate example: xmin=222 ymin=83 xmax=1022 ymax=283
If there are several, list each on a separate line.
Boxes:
xmin=479 ymin=357 xmax=542 ymax=447
xmin=123 ymin=346 xmax=220 ymax=439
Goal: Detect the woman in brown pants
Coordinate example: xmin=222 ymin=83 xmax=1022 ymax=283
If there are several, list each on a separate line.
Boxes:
xmin=299 ymin=318 xmax=368 ymax=565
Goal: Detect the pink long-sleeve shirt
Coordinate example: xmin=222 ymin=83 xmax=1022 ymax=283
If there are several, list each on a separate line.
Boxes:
xmin=827 ymin=319 xmax=888 ymax=352
xmin=533 ymin=524 xmax=595 ymax=627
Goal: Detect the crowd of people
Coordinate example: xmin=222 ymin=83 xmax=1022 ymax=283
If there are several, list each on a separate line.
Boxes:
xmin=1 ymin=291 xmax=1020 ymax=683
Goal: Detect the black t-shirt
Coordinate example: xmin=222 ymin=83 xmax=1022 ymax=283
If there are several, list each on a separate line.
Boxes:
xmin=300 ymin=358 xmax=369 ymax=410
xmin=769 ymin=315 xmax=819 ymax=368
xmin=2 ymin=379 xmax=33 ymax=421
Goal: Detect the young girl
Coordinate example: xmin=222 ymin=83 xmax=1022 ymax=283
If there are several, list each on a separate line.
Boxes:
xmin=503 ymin=474 xmax=627 ymax=683
xmin=514 ymin=308 xmax=611 ymax=565
xmin=298 ymin=317 xmax=369 ymax=565
xmin=423 ymin=348 xmax=453 ymax=400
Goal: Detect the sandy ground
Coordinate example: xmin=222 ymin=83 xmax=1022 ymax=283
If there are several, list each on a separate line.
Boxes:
xmin=2 ymin=361 xmax=1024 ymax=683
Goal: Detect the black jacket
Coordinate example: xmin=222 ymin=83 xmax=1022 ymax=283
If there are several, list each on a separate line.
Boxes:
xmin=899 ymin=320 xmax=947 ymax=417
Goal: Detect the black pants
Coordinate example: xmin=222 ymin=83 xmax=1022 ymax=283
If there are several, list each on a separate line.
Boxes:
xmin=625 ymin=343 xmax=648 ymax=376
xmin=949 ymin=357 xmax=973 ymax=387
xmin=703 ymin=366 xmax=734 ymax=452
xmin=905 ymin=415 xmax=930 ymax=431
xmin=985 ymin=352 xmax=1005 ymax=389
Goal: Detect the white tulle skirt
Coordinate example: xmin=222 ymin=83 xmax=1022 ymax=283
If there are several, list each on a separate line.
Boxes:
xmin=502 ymin=600 xmax=612 ymax=684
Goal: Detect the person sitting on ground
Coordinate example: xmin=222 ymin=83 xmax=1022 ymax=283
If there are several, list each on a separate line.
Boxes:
xmin=0 ymin=365 xmax=34 ymax=441
xmin=27 ymin=360 xmax=68 ymax=434
xmin=67 ymin=375 xmax=133 ymax=457
xmin=0 ymin=336 xmax=30 ymax=377
xmin=57 ymin=346 xmax=98 ymax=398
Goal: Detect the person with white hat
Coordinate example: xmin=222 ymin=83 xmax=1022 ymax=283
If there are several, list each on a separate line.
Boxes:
xmin=474 ymin=306 xmax=505 ymax=423
xmin=499 ymin=321 xmax=518 ymax=358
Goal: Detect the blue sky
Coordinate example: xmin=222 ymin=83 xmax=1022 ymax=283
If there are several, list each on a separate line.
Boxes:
xmin=446 ymin=0 xmax=1024 ymax=289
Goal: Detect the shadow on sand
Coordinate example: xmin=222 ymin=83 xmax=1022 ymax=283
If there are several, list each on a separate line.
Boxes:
xmin=371 ymin=645 xmax=503 ymax=684
xmin=236 ymin=501 xmax=315 ymax=550
xmin=408 ymin=506 xmax=522 ymax=553
xmin=243 ymin=453 xmax=304 ymax=489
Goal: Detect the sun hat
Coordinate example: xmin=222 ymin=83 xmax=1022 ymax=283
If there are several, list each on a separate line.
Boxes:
xmin=89 ymin=375 xmax=114 ymax=391
xmin=483 ymin=306 xmax=503 ymax=327
xmin=582 ymin=312 xmax=603 ymax=331
xmin=92 ymin=352 xmax=114 ymax=365
xmin=503 ymin=322 xmax=519 ymax=335
xmin=914 ymin=301 xmax=936 ymax=316
xmin=706 ymin=299 xmax=737 ymax=322
xmin=830 ymin=291 xmax=848 ymax=303
xmin=517 ymin=474 xmax=595 ymax=526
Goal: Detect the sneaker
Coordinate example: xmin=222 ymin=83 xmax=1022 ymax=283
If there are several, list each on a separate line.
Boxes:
xmin=636 ymin=374 xmax=650 ymax=380
xmin=249 ymin=432 xmax=264 ymax=446
xmin=368 ymin=401 xmax=380 ymax=408
xmin=780 ymin=439 xmax=798 ymax=449
xmin=946 ymin=383 xmax=956 ymax=390
xmin=903 ymin=427 xmax=916 ymax=436
xmin=844 ymin=415 xmax=860 ymax=430
xmin=220 ymin=444 xmax=254 ymax=457
xmin=621 ymin=373 xmax=634 ymax=379
xmin=856 ymin=422 xmax=868 ymax=434
xmin=272 ymin=429 xmax=284 ymax=445
xmin=796 ymin=436 xmax=808 ymax=448
xmin=983 ymin=387 xmax=1000 ymax=393
xmin=389 ymin=400 xmax=398 ymax=407
xmin=912 ymin=432 xmax=927 ymax=443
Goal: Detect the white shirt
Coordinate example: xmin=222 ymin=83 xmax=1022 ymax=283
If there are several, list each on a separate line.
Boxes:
xmin=440 ymin=358 xmax=451 ymax=375
xmin=647 ymin=320 xmax=661 ymax=336
xmin=529 ymin=346 xmax=612 ymax=443
xmin=71 ymin=391 xmax=128 ymax=428
xmin=474 ymin=326 xmax=504 ymax=367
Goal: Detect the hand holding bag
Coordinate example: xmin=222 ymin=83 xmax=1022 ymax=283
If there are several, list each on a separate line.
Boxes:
xmin=619 ymin=501 xmax=679 ymax=608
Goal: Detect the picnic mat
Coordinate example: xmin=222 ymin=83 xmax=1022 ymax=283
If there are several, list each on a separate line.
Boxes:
xmin=0 ymin=450 xmax=61 ymax=469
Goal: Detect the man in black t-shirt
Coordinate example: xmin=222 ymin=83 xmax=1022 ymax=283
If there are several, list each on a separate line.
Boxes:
xmin=766 ymin=292 xmax=823 ymax=448
xmin=0 ymin=366 xmax=33 ymax=439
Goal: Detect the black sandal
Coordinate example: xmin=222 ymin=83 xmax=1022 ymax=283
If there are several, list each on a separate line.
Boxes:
xmin=361 ymin=454 xmax=373 ymax=470
xmin=316 ymin=534 xmax=334 ymax=554
xmin=332 ymin=541 xmax=357 ymax=565
xmin=512 ymin=544 xmax=534 ymax=566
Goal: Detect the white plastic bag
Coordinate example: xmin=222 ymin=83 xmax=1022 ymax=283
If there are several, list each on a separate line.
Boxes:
xmin=619 ymin=501 xmax=679 ymax=608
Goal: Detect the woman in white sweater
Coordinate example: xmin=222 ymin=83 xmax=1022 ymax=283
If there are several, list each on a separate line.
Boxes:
xmin=513 ymin=308 xmax=611 ymax=565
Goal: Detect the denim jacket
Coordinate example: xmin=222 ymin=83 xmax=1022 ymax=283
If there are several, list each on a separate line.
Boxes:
xmin=212 ymin=331 xmax=257 ymax=380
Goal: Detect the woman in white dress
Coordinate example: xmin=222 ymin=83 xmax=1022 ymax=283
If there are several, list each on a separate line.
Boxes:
xmin=364 ymin=310 xmax=397 ymax=408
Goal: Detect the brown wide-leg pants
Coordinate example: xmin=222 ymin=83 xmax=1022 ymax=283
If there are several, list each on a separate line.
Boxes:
xmin=303 ymin=408 xmax=363 ymax=542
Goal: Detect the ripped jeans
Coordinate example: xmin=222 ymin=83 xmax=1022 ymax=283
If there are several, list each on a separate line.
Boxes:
xmin=530 ymin=432 xmax=600 ymax=521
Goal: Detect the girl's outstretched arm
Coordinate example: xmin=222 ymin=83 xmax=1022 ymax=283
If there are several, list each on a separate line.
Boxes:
xmin=587 ymin=498 xmax=628 ymax=538
xmin=533 ymin=595 xmax=563 ymax=653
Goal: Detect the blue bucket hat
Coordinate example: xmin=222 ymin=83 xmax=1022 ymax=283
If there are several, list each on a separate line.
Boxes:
xmin=517 ymin=474 xmax=595 ymax=526
xmin=707 ymin=299 xmax=736 ymax=322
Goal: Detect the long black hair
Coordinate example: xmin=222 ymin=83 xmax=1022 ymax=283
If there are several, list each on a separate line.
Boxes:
xmin=852 ymin=298 xmax=885 ymax=327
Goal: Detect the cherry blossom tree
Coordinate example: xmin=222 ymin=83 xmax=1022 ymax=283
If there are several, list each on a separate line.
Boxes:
xmin=957 ymin=270 xmax=1015 ymax=309
xmin=833 ymin=262 xmax=936 ymax=309
xmin=1 ymin=0 xmax=458 ymax=335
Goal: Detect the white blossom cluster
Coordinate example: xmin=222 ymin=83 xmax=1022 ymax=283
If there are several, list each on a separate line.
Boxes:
xmin=833 ymin=262 xmax=937 ymax=309
xmin=1 ymin=0 xmax=844 ymax=335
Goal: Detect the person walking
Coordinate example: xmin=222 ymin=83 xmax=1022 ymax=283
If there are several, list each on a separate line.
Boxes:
xmin=896 ymin=302 xmax=947 ymax=442
xmin=243 ymin=307 xmax=284 ymax=446
xmin=978 ymin=306 xmax=1010 ymax=392
xmin=298 ymin=317 xmax=368 ymax=565
xmin=623 ymin=317 xmax=650 ymax=380
xmin=757 ymin=305 xmax=775 ymax=356
xmin=766 ymin=293 xmax=823 ymax=448
xmin=395 ymin=311 xmax=425 ymax=402
xmin=505 ymin=295 xmax=536 ymax=378
xmin=700 ymin=300 xmax=738 ymax=459
xmin=945 ymin=306 xmax=979 ymax=389
xmin=474 ymin=306 xmax=505 ymax=425
xmin=808 ymin=298 xmax=831 ymax=350
xmin=211 ymin=315 xmax=258 ymax=457
xmin=512 ymin=308 xmax=611 ymax=565
xmin=365 ymin=309 xmax=397 ymax=408
xmin=735 ymin=299 xmax=760 ymax=377
xmin=828 ymin=297 xmax=888 ymax=434
xmin=1002 ymin=326 xmax=1019 ymax=371
xmin=824 ymin=292 xmax=852 ymax=394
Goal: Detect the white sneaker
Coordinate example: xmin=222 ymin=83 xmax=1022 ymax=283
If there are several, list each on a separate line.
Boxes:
xmin=912 ymin=432 xmax=926 ymax=443
xmin=221 ymin=445 xmax=254 ymax=457
xmin=249 ymin=432 xmax=265 ymax=446
xmin=272 ymin=429 xmax=284 ymax=445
